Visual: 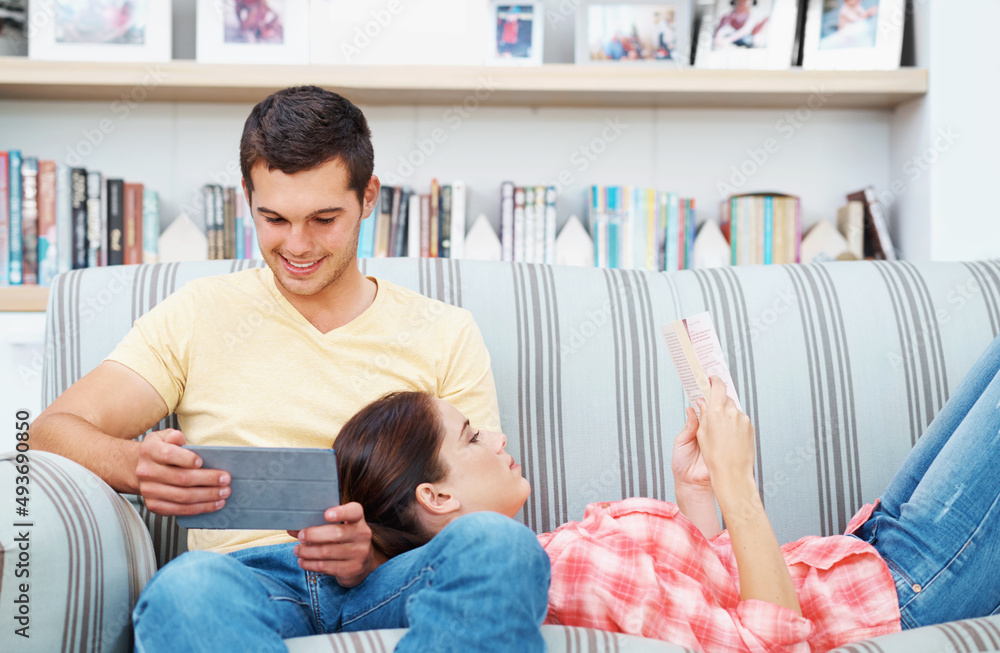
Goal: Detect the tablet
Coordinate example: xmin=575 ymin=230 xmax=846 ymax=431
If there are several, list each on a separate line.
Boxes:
xmin=176 ymin=445 xmax=340 ymax=531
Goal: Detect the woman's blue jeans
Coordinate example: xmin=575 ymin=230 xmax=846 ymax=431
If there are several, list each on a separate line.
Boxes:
xmin=855 ymin=334 xmax=1000 ymax=629
xmin=133 ymin=511 xmax=550 ymax=652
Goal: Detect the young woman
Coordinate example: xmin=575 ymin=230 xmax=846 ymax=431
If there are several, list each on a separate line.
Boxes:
xmin=334 ymin=335 xmax=1000 ymax=652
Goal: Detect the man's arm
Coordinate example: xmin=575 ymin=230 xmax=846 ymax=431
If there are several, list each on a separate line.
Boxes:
xmin=31 ymin=360 xmax=230 ymax=515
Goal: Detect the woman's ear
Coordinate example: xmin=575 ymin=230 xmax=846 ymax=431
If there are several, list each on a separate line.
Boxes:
xmin=415 ymin=482 xmax=461 ymax=517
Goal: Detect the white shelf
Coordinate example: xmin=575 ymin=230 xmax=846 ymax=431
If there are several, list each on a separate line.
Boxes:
xmin=0 ymin=58 xmax=927 ymax=110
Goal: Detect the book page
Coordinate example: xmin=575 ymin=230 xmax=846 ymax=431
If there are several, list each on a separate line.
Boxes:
xmin=660 ymin=312 xmax=743 ymax=415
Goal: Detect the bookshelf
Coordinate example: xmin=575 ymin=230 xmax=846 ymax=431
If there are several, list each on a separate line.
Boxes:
xmin=0 ymin=287 xmax=49 ymax=312
xmin=0 ymin=58 xmax=930 ymax=313
xmin=0 ymin=58 xmax=927 ymax=109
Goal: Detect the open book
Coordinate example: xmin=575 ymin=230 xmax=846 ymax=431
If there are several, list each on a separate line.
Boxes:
xmin=660 ymin=312 xmax=742 ymax=416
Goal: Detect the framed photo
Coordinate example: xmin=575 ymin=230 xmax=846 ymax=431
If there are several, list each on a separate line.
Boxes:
xmin=801 ymin=0 xmax=904 ymax=70
xmin=487 ymin=3 xmax=544 ymax=65
xmin=575 ymin=0 xmax=694 ymax=65
xmin=197 ymin=0 xmax=309 ymax=65
xmin=28 ymin=0 xmax=171 ymax=62
xmin=694 ymin=0 xmax=799 ymax=70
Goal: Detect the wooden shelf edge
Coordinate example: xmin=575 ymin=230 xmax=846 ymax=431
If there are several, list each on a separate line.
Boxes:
xmin=0 ymin=58 xmax=928 ymax=109
xmin=0 ymin=287 xmax=50 ymax=312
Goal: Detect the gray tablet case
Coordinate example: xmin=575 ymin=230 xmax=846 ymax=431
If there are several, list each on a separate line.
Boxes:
xmin=176 ymin=446 xmax=340 ymax=530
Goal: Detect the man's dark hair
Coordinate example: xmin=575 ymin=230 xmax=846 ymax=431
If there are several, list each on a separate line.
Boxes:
xmin=240 ymin=85 xmax=375 ymax=205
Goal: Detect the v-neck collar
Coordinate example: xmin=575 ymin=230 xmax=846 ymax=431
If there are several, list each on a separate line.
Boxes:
xmin=260 ymin=267 xmax=384 ymax=338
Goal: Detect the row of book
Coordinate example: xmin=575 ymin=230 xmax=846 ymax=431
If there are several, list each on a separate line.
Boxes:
xmin=360 ymin=180 xmax=467 ymax=259
xmin=1 ymin=150 xmax=161 ymax=287
xmin=499 ymin=183 xmax=557 ymax=264
xmin=203 ymin=185 xmax=259 ymax=260
xmin=720 ymin=193 xmax=803 ymax=266
xmin=587 ymin=185 xmax=697 ymax=271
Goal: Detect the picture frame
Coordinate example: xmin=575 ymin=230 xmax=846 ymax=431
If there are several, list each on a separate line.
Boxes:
xmin=197 ymin=0 xmax=309 ymax=65
xmin=486 ymin=2 xmax=544 ymax=66
xmin=801 ymin=0 xmax=904 ymax=70
xmin=309 ymin=0 xmax=489 ymax=66
xmin=575 ymin=0 xmax=694 ymax=66
xmin=694 ymin=0 xmax=799 ymax=70
xmin=28 ymin=0 xmax=171 ymax=62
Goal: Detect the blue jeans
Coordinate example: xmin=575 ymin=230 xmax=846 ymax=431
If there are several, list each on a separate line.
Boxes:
xmin=854 ymin=334 xmax=1000 ymax=629
xmin=133 ymin=511 xmax=550 ymax=652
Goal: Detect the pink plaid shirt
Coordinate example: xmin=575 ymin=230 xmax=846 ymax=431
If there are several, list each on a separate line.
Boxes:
xmin=539 ymin=498 xmax=900 ymax=652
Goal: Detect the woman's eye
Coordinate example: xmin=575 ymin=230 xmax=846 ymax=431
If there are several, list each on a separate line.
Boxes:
xmin=470 ymin=431 xmax=480 ymax=443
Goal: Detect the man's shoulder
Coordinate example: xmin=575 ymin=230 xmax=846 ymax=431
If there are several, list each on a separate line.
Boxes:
xmin=174 ymin=267 xmax=272 ymax=301
xmin=375 ymin=278 xmax=472 ymax=319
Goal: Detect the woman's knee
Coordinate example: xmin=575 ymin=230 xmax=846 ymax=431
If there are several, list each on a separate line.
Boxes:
xmin=437 ymin=512 xmax=550 ymax=577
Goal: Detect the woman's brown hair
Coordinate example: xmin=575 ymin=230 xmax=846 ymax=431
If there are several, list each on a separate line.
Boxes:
xmin=335 ymin=391 xmax=445 ymax=560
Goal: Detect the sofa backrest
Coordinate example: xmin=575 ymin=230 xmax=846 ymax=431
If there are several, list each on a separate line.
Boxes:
xmin=43 ymin=258 xmax=1000 ymax=566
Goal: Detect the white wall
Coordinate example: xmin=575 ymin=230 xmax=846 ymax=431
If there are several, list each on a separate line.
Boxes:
xmin=890 ymin=0 xmax=1000 ymax=262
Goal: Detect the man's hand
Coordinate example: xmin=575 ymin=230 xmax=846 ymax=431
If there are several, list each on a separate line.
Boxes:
xmin=289 ymin=502 xmax=384 ymax=588
xmin=135 ymin=429 xmax=231 ymax=515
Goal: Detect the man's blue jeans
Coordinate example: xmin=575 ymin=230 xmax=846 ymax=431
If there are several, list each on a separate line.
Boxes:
xmin=855 ymin=334 xmax=1000 ymax=629
xmin=133 ymin=511 xmax=550 ymax=652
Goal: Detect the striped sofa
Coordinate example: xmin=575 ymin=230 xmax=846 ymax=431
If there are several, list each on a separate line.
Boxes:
xmin=3 ymin=257 xmax=1000 ymax=652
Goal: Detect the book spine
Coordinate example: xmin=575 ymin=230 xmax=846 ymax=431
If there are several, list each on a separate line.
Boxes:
xmin=419 ymin=194 xmax=431 ymax=257
xmin=523 ymin=186 xmax=535 ymax=263
xmin=71 ymin=169 xmax=88 ymax=269
xmin=500 ymin=181 xmax=514 ymax=262
xmin=429 ymin=179 xmax=439 ymax=258
xmin=55 ymin=163 xmax=73 ymax=276
xmin=665 ymin=192 xmax=678 ymax=272
xmin=99 ymin=172 xmax=108 ymax=267
xmin=406 ymin=188 xmax=421 ymax=257
xmin=0 ymin=152 xmax=9 ymax=285
xmin=358 ymin=197 xmax=376 ymax=258
xmin=21 ymin=157 xmax=38 ymax=284
xmin=234 ymin=188 xmax=244 ymax=260
xmin=729 ymin=197 xmax=737 ymax=266
xmin=142 ymin=189 xmax=160 ymax=263
xmin=544 ymin=185 xmax=557 ymax=265
xmin=763 ymin=195 xmax=773 ymax=265
xmin=395 ymin=187 xmax=410 ymax=258
xmin=450 ymin=181 xmax=466 ymax=261
xmin=223 ymin=186 xmax=235 ymax=260
xmin=619 ymin=185 xmax=632 ymax=270
xmin=122 ymin=183 xmax=140 ymax=265
xmin=795 ymin=198 xmax=803 ymax=263
xmin=645 ymin=188 xmax=656 ymax=271
xmin=106 ymin=179 xmax=125 ymax=266
xmin=37 ymin=160 xmax=58 ymax=285
xmin=686 ymin=199 xmax=696 ymax=269
xmin=376 ymin=184 xmax=393 ymax=257
xmin=677 ymin=196 xmax=686 ymax=271
xmin=513 ymin=186 xmax=525 ymax=263
xmin=9 ymin=151 xmax=23 ymax=284
xmin=865 ymin=187 xmax=896 ymax=261
xmin=438 ymin=184 xmax=452 ymax=259
xmin=214 ymin=185 xmax=225 ymax=260
xmin=388 ymin=185 xmax=403 ymax=257
xmin=203 ymin=185 xmax=216 ymax=260
xmin=248 ymin=194 xmax=260 ymax=260
xmin=534 ymin=185 xmax=546 ymax=264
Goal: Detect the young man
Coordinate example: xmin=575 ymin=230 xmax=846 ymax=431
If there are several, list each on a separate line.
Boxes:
xmin=31 ymin=86 xmax=547 ymax=650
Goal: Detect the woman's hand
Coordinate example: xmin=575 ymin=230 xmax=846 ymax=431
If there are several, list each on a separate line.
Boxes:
xmin=672 ymin=407 xmax=721 ymax=538
xmin=695 ymin=377 xmax=757 ymax=493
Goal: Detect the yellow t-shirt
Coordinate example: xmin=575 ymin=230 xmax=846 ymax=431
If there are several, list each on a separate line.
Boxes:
xmin=106 ymin=267 xmax=500 ymax=553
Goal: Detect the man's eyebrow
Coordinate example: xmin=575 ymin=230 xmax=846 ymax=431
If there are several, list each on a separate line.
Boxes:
xmin=255 ymin=206 xmax=345 ymax=219
xmin=460 ymin=420 xmax=471 ymax=441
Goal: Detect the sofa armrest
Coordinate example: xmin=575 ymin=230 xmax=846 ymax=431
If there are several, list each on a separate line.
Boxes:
xmin=829 ymin=615 xmax=1000 ymax=652
xmin=286 ymin=625 xmax=696 ymax=651
xmin=1 ymin=450 xmax=157 ymax=653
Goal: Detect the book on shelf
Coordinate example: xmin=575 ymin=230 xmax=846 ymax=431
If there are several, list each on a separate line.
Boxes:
xmin=438 ymin=184 xmax=452 ymax=259
xmin=0 ymin=152 xmax=9 ymax=286
xmin=720 ymin=192 xmax=801 ymax=266
xmin=500 ymin=181 xmax=514 ymax=262
xmin=0 ymin=147 xmax=161 ymax=286
xmin=451 ymin=182 xmax=467 ymax=261
xmin=21 ymin=157 xmax=38 ymax=285
xmin=847 ymin=186 xmax=897 ymax=261
xmin=9 ymin=151 xmax=23 ymax=284
xmin=406 ymin=189 xmax=420 ymax=258
xmin=660 ymin=311 xmax=743 ymax=417
xmin=142 ymin=189 xmax=160 ymax=264
xmin=106 ymin=178 xmax=125 ymax=267
xmin=589 ymin=184 xmax=695 ymax=272
xmin=837 ymin=200 xmax=865 ymax=260
xmin=357 ymin=180 xmax=469 ymax=260
xmin=37 ymin=160 xmax=59 ymax=286
xmin=429 ymin=179 xmax=440 ymax=259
